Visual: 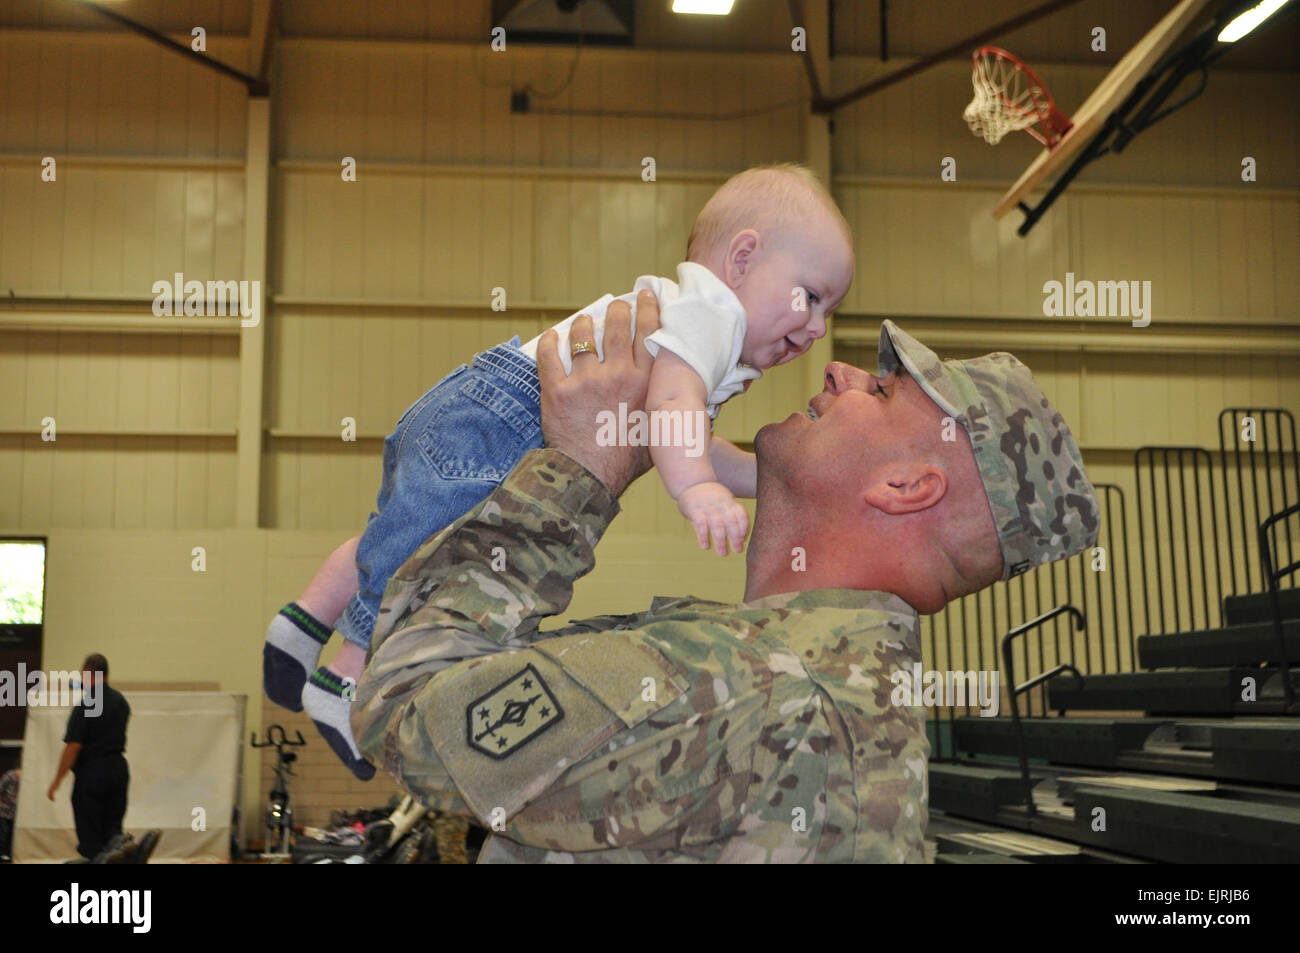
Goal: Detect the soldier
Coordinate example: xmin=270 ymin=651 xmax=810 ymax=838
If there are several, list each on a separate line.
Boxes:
xmin=352 ymin=291 xmax=1099 ymax=862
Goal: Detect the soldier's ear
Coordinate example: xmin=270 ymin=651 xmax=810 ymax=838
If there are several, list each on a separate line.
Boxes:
xmin=863 ymin=465 xmax=947 ymax=515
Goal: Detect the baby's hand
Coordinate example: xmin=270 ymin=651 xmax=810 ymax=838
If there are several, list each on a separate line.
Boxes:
xmin=677 ymin=482 xmax=749 ymax=556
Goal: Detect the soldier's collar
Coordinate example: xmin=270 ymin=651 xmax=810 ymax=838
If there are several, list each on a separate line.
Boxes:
xmin=742 ymin=588 xmax=916 ymax=615
xmin=648 ymin=589 xmax=916 ymax=617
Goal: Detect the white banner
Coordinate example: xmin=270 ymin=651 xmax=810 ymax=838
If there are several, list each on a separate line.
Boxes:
xmin=13 ymin=692 xmax=245 ymax=863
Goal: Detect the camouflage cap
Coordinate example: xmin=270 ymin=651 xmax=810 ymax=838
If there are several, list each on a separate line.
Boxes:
xmin=878 ymin=320 xmax=1100 ymax=580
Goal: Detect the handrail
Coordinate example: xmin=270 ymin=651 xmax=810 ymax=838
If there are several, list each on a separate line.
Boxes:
xmin=1219 ymin=409 xmax=1300 ymax=596
xmin=1001 ymin=605 xmax=1086 ymax=818
xmin=1259 ymin=502 xmax=1300 ymax=712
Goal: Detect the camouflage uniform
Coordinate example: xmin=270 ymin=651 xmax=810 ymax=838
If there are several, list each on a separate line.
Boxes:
xmin=351 ymin=321 xmax=1099 ymax=863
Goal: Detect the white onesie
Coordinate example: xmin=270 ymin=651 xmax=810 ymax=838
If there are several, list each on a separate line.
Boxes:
xmin=518 ymin=262 xmax=761 ymax=419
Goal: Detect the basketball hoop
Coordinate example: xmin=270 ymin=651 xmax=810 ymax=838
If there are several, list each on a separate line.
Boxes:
xmin=964 ymin=46 xmax=1073 ymax=147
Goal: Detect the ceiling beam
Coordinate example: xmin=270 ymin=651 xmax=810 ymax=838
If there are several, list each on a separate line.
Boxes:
xmin=68 ymin=0 xmax=268 ymax=95
xmin=248 ymin=0 xmax=277 ymax=88
xmin=816 ymin=0 xmax=1089 ymax=114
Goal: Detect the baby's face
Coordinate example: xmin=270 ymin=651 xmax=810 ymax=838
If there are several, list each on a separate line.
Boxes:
xmin=735 ymin=213 xmax=854 ymax=371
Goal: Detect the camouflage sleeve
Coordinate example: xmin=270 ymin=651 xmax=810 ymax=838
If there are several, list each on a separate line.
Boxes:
xmin=351 ymin=448 xmax=620 ymax=816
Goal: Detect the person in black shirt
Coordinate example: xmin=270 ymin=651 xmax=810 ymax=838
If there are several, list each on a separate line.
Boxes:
xmin=46 ymin=654 xmax=131 ymax=860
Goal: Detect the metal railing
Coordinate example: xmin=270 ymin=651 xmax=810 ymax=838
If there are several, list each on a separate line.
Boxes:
xmin=1134 ymin=446 xmax=1225 ymax=636
xmin=1260 ymin=502 xmax=1300 ymax=712
xmin=924 ymin=483 xmax=1131 ymax=760
xmin=1000 ymin=606 xmax=1085 ymax=818
xmin=1219 ymin=409 xmax=1300 ymax=597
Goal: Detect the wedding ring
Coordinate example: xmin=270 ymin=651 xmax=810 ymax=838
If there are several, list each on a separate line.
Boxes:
xmin=570 ymin=340 xmax=595 ymax=357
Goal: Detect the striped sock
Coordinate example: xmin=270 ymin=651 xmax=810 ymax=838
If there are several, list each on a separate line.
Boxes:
xmin=263 ymin=603 xmax=332 ymax=712
xmin=303 ymin=666 xmax=375 ymax=782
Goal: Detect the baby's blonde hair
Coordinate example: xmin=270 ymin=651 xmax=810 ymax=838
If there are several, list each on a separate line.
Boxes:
xmin=686 ymin=163 xmax=852 ymax=263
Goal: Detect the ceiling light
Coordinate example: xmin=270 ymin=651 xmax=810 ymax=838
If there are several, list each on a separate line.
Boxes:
xmin=672 ymin=0 xmax=736 ymax=15
xmin=1218 ymin=0 xmax=1291 ymax=42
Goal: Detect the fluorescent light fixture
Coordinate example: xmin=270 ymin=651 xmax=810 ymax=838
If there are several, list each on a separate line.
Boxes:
xmin=1218 ymin=0 xmax=1291 ymax=42
xmin=672 ymin=0 xmax=736 ymax=14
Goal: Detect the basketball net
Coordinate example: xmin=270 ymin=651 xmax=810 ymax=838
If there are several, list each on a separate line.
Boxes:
xmin=964 ymin=47 xmax=1073 ymax=148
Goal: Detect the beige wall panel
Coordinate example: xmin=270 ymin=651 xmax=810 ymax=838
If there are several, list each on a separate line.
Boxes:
xmin=57 ymin=171 xmax=95 ymax=288
xmin=0 ymin=32 xmax=247 ymax=158
xmin=0 ymin=0 xmax=251 ymax=33
xmin=0 ymin=340 xmax=26 ymax=431
xmin=277 ymin=0 xmax=451 ymax=42
xmin=1184 ymin=194 xmax=1224 ymax=320
xmin=151 ymin=170 xmax=191 ymax=281
xmin=266 ymin=439 xmax=300 ymax=530
xmin=275 ymin=172 xmax=755 ymax=306
xmin=1243 ymin=198 xmax=1277 ymax=319
xmin=0 ymin=167 xmax=36 ymax=284
xmin=110 ymin=443 xmax=150 ymax=529
xmin=1215 ymin=197 xmax=1251 ymax=318
xmin=276 ymin=41 xmax=804 ymax=172
xmin=837 ymin=179 xmax=1297 ymax=323
xmin=0 ymin=330 xmax=238 ymax=529
xmin=505 ymin=177 xmax=536 ymax=300
xmin=0 ymin=167 xmax=244 ymax=294
xmin=53 ymin=330 xmax=90 ymax=428
xmin=843 ymin=185 xmax=879 ymax=309
xmin=292 ymin=313 xmax=331 ymax=434
xmin=531 ymin=178 xmax=573 ymax=302
xmin=213 ymin=168 xmax=246 ymax=276
xmin=328 ymin=317 xmax=363 ymax=433
xmin=996 ymin=194 xmax=1035 ymax=316
xmin=333 ymin=44 xmax=371 ymax=161
xmin=120 ymin=172 xmax=159 ymax=289
xmin=2 ymin=34 xmax=42 ymax=151
xmin=274 ymin=42 xmax=339 ymax=159
xmin=375 ymin=318 xmax=418 ymax=421
xmin=564 ymin=179 xmax=604 ymax=298
xmin=1158 ymin=195 xmax=1195 ymax=317
xmin=1270 ymin=196 xmax=1300 ymax=313
xmin=331 ymin=172 xmax=367 ymax=298
xmin=19 ymin=330 xmax=59 ymax=426
xmin=32 ymin=32 xmax=71 ymax=145
xmin=13 ymin=436 xmax=53 ymax=526
xmin=28 ymin=161 xmax=68 ymax=288
xmin=177 ymin=334 xmax=215 ymax=430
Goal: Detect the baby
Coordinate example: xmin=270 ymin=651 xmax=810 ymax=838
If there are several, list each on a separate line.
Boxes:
xmin=263 ymin=164 xmax=855 ymax=779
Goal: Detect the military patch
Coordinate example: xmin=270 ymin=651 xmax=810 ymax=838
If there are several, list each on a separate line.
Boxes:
xmin=466 ymin=663 xmax=564 ymax=759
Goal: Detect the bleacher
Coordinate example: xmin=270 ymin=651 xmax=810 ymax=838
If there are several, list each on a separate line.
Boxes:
xmin=925 ymin=408 xmax=1300 ymax=864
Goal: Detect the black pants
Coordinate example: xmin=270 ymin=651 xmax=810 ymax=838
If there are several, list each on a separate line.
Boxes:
xmin=0 ymin=816 xmax=12 ymax=858
xmin=71 ymin=756 xmax=129 ymax=859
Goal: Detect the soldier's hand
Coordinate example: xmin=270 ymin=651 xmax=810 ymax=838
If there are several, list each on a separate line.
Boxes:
xmin=539 ymin=290 xmax=661 ymax=498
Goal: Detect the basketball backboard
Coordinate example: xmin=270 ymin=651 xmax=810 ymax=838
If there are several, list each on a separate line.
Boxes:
xmin=993 ymin=0 xmax=1217 ymax=221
